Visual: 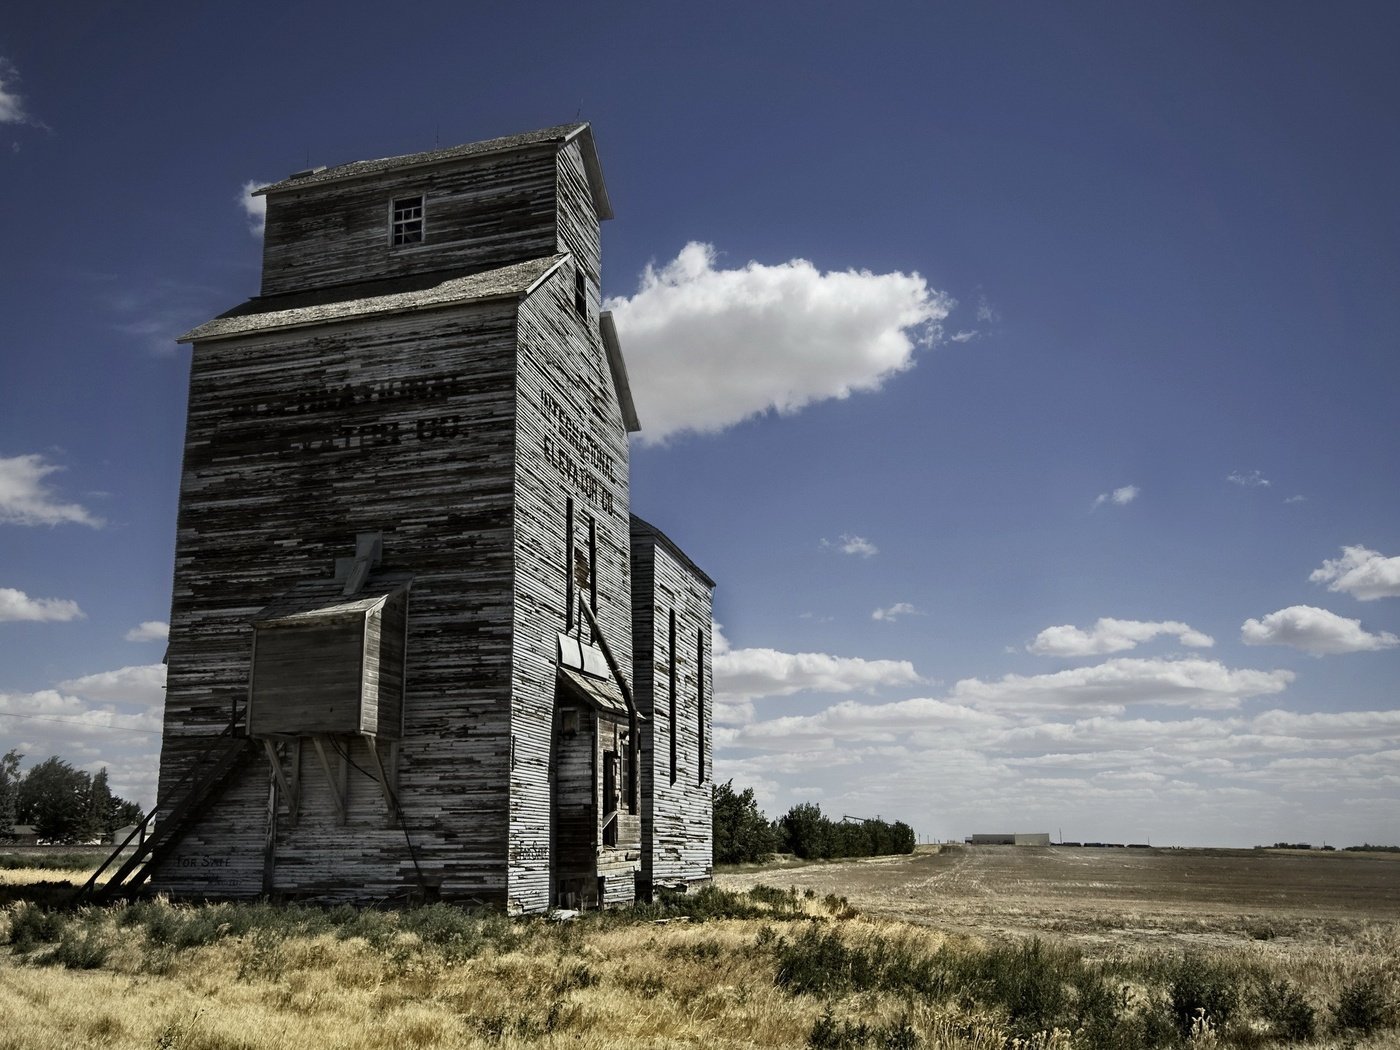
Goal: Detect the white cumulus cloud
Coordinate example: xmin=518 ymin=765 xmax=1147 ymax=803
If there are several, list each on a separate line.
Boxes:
xmin=240 ymin=180 xmax=268 ymax=236
xmin=0 ymin=454 xmax=102 ymax=527
xmin=0 ymin=587 xmax=84 ymax=623
xmin=1092 ymin=485 xmax=1139 ymax=509
xmin=606 ymin=242 xmax=952 ymax=443
xmin=125 ymin=620 xmax=170 ymax=642
xmin=872 ymin=602 xmax=921 ymax=622
xmin=1029 ymin=618 xmax=1214 ymax=657
xmin=58 ymin=664 xmax=167 ymax=706
xmin=1241 ymin=605 xmax=1399 ymax=655
xmin=1309 ymin=545 xmax=1400 ymax=601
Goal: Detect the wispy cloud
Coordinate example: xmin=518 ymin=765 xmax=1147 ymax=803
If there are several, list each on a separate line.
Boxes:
xmin=714 ymin=626 xmax=922 ymax=705
xmin=0 ymin=454 xmax=102 ymax=527
xmin=872 ymin=602 xmax=921 ymax=622
xmin=950 ymin=657 xmax=1291 ymax=714
xmin=1309 ymin=545 xmax=1400 ymax=601
xmin=0 ymin=58 xmax=27 ymax=125
xmin=1227 ymin=469 xmax=1271 ymax=488
xmin=0 ymin=587 xmax=84 ymax=623
xmin=1092 ymin=485 xmax=1138 ymax=510
xmin=107 ymin=278 xmax=225 ymax=354
xmin=1241 ymin=605 xmax=1398 ymax=655
xmin=1029 ymin=618 xmax=1214 ymax=657
xmin=821 ymin=534 xmax=878 ymax=558
xmin=1284 ymin=495 xmax=1307 ymax=504
xmin=240 ymin=179 xmax=268 ymax=236
xmin=58 ymin=664 xmax=167 ymax=707
xmin=606 ymin=242 xmax=952 ymax=443
xmin=124 ymin=620 xmax=170 ymax=643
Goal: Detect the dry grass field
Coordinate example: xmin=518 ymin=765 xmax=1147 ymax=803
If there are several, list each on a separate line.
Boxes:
xmin=1 ymin=845 xmax=1396 ymax=1049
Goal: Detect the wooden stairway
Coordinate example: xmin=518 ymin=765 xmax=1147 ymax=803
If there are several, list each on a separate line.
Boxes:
xmin=77 ymin=731 xmax=256 ymax=904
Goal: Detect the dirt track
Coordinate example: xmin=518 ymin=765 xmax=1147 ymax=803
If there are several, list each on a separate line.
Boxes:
xmin=716 ymin=845 xmax=1400 ymax=949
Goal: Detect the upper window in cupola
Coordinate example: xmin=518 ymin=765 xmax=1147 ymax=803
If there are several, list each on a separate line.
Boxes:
xmin=389 ymin=195 xmax=424 ymax=246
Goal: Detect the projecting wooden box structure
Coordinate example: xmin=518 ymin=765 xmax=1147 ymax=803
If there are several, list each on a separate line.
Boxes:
xmin=137 ymin=124 xmax=715 ymax=912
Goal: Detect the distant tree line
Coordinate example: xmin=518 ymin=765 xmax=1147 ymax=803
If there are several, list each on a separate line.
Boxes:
xmin=0 ymin=749 xmax=143 ymax=845
xmin=713 ymin=780 xmax=916 ymax=865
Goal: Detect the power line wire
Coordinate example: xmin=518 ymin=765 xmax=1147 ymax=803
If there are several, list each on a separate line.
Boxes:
xmin=0 ymin=710 xmax=162 ymax=736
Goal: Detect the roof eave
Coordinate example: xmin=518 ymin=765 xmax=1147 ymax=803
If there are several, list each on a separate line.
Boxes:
xmin=599 ymin=311 xmax=640 ymax=433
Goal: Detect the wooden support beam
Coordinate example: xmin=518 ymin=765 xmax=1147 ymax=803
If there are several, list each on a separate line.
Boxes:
xmin=312 ymin=737 xmax=348 ymax=824
xmin=287 ymin=739 xmax=302 ymax=827
xmin=363 ymin=734 xmax=399 ymax=826
xmin=263 ymin=738 xmax=295 ymax=801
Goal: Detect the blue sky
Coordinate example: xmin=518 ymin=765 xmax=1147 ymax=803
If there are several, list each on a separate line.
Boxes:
xmin=2 ymin=3 xmax=1398 ymax=846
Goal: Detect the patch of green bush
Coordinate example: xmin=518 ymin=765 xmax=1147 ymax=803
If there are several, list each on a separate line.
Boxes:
xmin=1169 ymin=953 xmax=1241 ymax=1039
xmin=4 ymin=902 xmax=68 ymax=952
xmin=1333 ymin=975 xmax=1391 ymax=1035
xmin=808 ymin=1010 xmax=920 ymax=1049
xmin=1253 ymin=976 xmax=1316 ymax=1042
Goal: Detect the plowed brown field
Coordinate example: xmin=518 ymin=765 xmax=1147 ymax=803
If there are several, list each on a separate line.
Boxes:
xmin=717 ymin=845 xmax=1400 ymax=951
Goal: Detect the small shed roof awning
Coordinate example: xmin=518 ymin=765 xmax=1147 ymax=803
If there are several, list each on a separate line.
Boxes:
xmin=557 ymin=666 xmax=632 ymax=718
xmin=252 ymin=572 xmax=414 ymax=627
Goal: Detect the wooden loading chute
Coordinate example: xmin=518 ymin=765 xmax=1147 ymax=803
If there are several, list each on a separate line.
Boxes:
xmin=247 ymin=537 xmax=412 ymax=828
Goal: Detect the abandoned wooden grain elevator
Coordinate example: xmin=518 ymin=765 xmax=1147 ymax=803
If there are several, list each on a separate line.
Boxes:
xmin=117 ymin=124 xmax=714 ymax=911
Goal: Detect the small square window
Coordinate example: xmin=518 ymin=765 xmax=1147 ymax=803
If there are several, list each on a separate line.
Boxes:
xmin=390 ymin=196 xmax=424 ymax=246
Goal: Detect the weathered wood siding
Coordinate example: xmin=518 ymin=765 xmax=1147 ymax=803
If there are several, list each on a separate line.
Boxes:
xmin=155 ymin=125 xmax=662 ymax=911
xmin=153 ymin=301 xmax=521 ymax=901
xmin=510 ymin=247 xmax=631 ymax=912
xmin=260 ymin=146 xmax=560 ymax=296
xmin=631 ymin=521 xmax=714 ymax=892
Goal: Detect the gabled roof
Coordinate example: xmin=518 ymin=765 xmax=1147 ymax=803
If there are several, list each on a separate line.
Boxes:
xmin=256 ymin=122 xmax=613 ymax=220
xmin=630 ymin=515 xmax=716 ymax=588
xmin=180 ymin=255 xmax=567 ymax=343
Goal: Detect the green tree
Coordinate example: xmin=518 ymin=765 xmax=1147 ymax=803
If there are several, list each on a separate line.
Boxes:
xmin=0 ymin=748 xmax=22 ymax=836
xmin=16 ymin=757 xmax=97 ymax=843
xmin=713 ymin=780 xmax=776 ymax=864
xmin=779 ymin=802 xmax=834 ymax=859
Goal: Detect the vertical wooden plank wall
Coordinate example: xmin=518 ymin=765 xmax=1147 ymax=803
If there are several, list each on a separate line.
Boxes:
xmin=260 ymin=148 xmax=560 ymax=296
xmin=509 ymin=141 xmax=631 ymax=910
xmin=631 ymin=522 xmax=715 ymax=893
xmin=154 ymin=303 xmax=522 ymax=900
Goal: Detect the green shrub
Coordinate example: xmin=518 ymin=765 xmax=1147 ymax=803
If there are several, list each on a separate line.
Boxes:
xmin=1333 ymin=975 xmax=1390 ymax=1034
xmin=43 ymin=925 xmax=110 ymax=969
xmin=808 ymin=1010 xmax=921 ymax=1049
xmin=1253 ymin=976 xmax=1316 ymax=1041
xmin=978 ymin=938 xmax=1074 ymax=1033
xmin=1169 ymin=953 xmax=1240 ymax=1039
xmin=5 ymin=902 xmax=67 ymax=952
xmin=775 ymin=925 xmax=857 ymax=997
xmin=774 ymin=926 xmax=939 ymax=1000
